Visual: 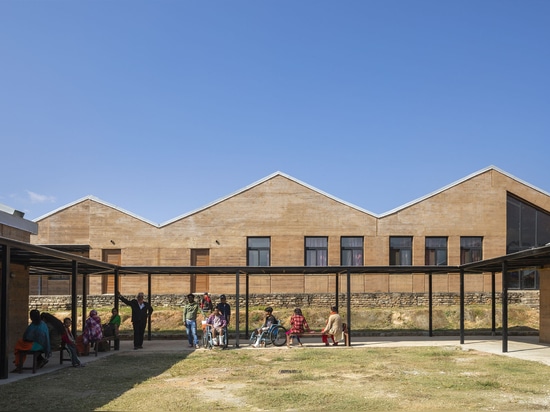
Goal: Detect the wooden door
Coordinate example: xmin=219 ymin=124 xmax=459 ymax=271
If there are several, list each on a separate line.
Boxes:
xmin=191 ymin=249 xmax=210 ymax=292
xmin=102 ymin=249 xmax=121 ymax=294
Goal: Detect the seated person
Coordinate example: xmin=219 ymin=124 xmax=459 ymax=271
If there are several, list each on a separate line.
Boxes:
xmin=252 ymin=307 xmax=277 ymax=348
xmin=286 ymin=307 xmax=310 ymax=347
xmin=77 ymin=310 xmax=103 ymax=355
xmin=62 ymin=318 xmax=85 ymax=367
xmin=205 ymin=307 xmax=227 ymax=346
xmin=12 ymin=309 xmax=51 ymax=372
xmin=107 ymin=307 xmax=121 ymax=350
xmin=321 ymin=306 xmax=343 ymax=346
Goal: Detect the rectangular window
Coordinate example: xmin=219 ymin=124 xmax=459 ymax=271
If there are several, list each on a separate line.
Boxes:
xmin=341 ymin=237 xmax=363 ymax=266
xmin=460 ymin=237 xmax=483 ymax=264
xmin=305 ymin=237 xmax=328 ymax=266
xmin=508 ymin=268 xmax=538 ymax=289
xmin=425 ymin=237 xmax=447 ymax=265
xmin=389 ymin=237 xmax=412 ymax=265
xmin=247 ymin=237 xmax=270 ymax=266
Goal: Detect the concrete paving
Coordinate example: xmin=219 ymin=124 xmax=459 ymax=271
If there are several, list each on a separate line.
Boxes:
xmin=2 ymin=334 xmax=549 ymax=385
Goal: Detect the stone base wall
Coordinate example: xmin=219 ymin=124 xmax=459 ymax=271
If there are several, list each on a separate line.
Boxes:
xmin=29 ymin=290 xmax=540 ymax=311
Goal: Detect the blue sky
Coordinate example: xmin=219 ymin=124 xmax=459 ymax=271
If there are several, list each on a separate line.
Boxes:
xmin=1 ymin=1 xmax=548 ymax=224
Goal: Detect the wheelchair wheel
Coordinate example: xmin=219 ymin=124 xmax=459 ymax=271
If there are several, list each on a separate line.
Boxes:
xmin=270 ymin=325 xmax=287 ymax=347
xmin=203 ymin=328 xmax=213 ymax=350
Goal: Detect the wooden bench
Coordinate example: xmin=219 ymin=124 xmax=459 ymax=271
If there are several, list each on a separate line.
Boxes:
xmin=16 ymin=350 xmax=43 ymax=373
xmin=289 ymin=324 xmax=350 ymax=346
xmin=59 ymin=343 xmax=73 ymax=364
xmin=92 ymin=337 xmax=113 ymax=356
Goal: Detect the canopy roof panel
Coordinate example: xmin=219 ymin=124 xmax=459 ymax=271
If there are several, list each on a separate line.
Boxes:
xmin=2 ymin=237 xmax=550 ymax=276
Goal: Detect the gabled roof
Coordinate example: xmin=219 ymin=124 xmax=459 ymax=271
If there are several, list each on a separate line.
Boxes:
xmin=32 ymin=166 xmax=550 ymax=227
xmin=379 ymin=165 xmax=550 ymax=217
xmin=160 ymin=171 xmax=378 ymax=226
xmin=33 ymin=195 xmax=158 ymax=227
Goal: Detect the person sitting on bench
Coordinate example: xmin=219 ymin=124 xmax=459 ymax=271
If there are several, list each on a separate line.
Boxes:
xmin=79 ymin=310 xmax=103 ymax=354
xmin=12 ymin=309 xmax=51 ymax=372
xmin=321 ymin=306 xmax=343 ymax=346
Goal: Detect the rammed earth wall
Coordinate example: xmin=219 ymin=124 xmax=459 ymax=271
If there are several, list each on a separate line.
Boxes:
xmin=29 ymin=291 xmax=540 ymax=311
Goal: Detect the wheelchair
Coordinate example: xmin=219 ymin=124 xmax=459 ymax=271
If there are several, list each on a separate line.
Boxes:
xmin=202 ymin=324 xmax=214 ymax=350
xmin=202 ymin=324 xmax=226 ymax=350
xmin=250 ymin=322 xmax=287 ymax=347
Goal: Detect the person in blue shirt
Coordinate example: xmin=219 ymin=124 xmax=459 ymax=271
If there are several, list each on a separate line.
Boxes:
xmin=12 ymin=309 xmax=51 ymax=372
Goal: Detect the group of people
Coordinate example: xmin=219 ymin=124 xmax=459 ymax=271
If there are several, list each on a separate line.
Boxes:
xmin=252 ymin=305 xmax=345 ymax=348
xmin=12 ymin=291 xmax=150 ymax=372
xmin=12 ymin=292 xmax=343 ymax=373
xmin=183 ymin=293 xmax=231 ymax=349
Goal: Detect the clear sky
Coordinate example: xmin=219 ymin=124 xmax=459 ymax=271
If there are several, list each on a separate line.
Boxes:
xmin=1 ymin=1 xmax=548 ymax=224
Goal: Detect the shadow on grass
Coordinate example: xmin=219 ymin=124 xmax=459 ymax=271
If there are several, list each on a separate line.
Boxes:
xmin=0 ymin=351 xmax=190 ymax=411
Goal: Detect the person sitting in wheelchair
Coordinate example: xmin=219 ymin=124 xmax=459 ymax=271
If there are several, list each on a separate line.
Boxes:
xmin=205 ymin=307 xmax=227 ymax=346
xmin=252 ymin=307 xmax=277 ymax=348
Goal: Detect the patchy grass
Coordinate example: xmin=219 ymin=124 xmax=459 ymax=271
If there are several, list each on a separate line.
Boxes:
xmin=2 ymin=346 xmax=550 ymax=411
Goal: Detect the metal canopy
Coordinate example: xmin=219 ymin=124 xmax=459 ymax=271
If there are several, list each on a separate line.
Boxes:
xmin=2 ymin=236 xmax=550 ymax=277
xmin=461 ymin=244 xmax=550 ymax=273
xmin=0 ymin=238 xmax=116 ymax=276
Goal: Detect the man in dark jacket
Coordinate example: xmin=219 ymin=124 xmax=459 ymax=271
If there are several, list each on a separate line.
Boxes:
xmin=117 ymin=291 xmax=154 ymax=350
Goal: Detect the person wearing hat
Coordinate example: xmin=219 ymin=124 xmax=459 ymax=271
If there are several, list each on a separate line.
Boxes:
xmin=183 ymin=294 xmax=200 ymax=349
xmin=216 ymin=295 xmax=231 ymax=348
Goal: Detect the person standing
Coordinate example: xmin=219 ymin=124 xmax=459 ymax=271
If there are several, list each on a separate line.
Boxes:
xmin=321 ymin=306 xmax=343 ymax=346
xmin=117 ymin=291 xmax=154 ymax=350
xmin=183 ymin=293 xmax=200 ymax=349
xmin=216 ymin=294 xmax=231 ymax=348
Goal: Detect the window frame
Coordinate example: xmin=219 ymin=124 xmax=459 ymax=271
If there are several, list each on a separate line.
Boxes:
xmin=247 ymin=237 xmax=271 ymax=266
xmin=341 ymin=236 xmax=364 ymax=266
xmin=305 ymin=236 xmax=328 ymax=266
xmin=425 ymin=237 xmax=448 ymax=266
xmin=460 ymin=236 xmax=483 ymax=264
xmin=389 ymin=236 xmax=413 ymax=266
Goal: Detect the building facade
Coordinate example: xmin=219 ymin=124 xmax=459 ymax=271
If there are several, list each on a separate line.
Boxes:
xmin=0 ymin=204 xmax=39 ymax=353
xmin=30 ymin=166 xmax=550 ymax=297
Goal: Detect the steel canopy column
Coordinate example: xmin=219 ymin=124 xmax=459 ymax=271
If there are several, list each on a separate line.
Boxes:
xmin=236 ymin=270 xmax=240 ymax=348
xmin=428 ymin=272 xmax=433 ymax=337
xmin=114 ymin=268 xmax=119 ymax=311
xmin=0 ymin=244 xmax=10 ymax=379
xmin=245 ymin=272 xmax=249 ymax=339
xmin=71 ymin=261 xmax=78 ymax=334
xmin=502 ymin=261 xmax=508 ymax=353
xmin=81 ymin=270 xmax=87 ymax=335
xmin=460 ymin=268 xmax=465 ymax=344
xmin=346 ymin=269 xmax=351 ymax=346
xmin=335 ymin=272 xmax=339 ymax=309
xmin=147 ymin=273 xmax=152 ymax=341
xmin=491 ymin=271 xmax=496 ymax=335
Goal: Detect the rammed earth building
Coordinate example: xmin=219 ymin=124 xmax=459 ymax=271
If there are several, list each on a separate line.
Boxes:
xmin=29 ymin=166 xmax=550 ymax=296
